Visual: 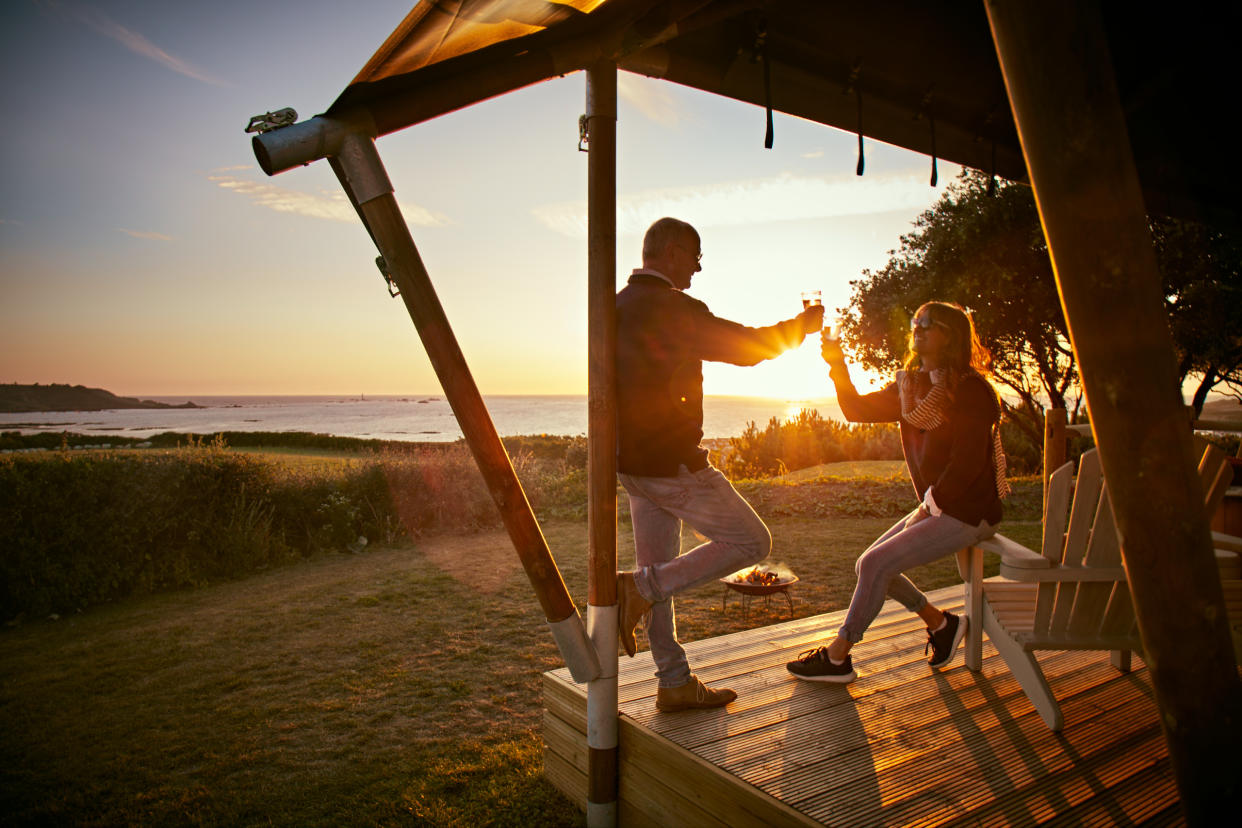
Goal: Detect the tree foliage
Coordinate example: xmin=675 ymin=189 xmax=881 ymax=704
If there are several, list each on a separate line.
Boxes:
xmin=841 ymin=170 xmax=1242 ymax=450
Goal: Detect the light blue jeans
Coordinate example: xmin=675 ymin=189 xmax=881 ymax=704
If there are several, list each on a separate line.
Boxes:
xmin=620 ymin=465 xmax=772 ymax=688
xmin=839 ymin=507 xmax=998 ymax=644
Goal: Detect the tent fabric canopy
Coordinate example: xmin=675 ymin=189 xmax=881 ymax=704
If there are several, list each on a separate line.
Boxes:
xmin=349 ymin=0 xmax=606 ymax=84
xmin=326 ymin=0 xmax=1235 ymax=223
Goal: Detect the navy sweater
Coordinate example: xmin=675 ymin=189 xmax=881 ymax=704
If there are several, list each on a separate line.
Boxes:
xmin=616 ymin=274 xmax=805 ymax=477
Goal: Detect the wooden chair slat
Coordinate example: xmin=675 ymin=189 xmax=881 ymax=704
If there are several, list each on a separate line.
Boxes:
xmin=1040 ymin=460 xmax=1074 ymax=562
xmin=1083 ymin=486 xmax=1121 ymax=568
xmin=1099 ymin=583 xmax=1137 ymax=638
xmin=1063 ymin=449 xmax=1102 ymax=566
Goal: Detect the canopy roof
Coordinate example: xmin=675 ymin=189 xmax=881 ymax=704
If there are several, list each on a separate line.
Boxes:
xmin=325 ymin=0 xmax=1234 ymax=222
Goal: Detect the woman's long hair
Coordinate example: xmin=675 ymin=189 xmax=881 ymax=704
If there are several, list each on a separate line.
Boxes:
xmin=902 ymin=301 xmax=992 ymax=377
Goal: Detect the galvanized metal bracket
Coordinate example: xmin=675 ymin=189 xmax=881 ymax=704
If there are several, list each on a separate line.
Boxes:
xmin=244 ymin=108 xmax=297 ymax=134
xmin=578 ymin=113 xmax=590 ymax=152
xmin=375 ymin=256 xmax=400 ymax=297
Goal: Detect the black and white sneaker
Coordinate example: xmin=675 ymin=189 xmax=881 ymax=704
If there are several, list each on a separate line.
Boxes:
xmin=786 ymin=647 xmax=856 ymax=683
xmin=926 ymin=611 xmax=967 ymax=670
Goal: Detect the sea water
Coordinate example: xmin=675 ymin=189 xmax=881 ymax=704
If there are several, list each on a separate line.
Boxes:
xmin=0 ymin=395 xmax=844 ymax=442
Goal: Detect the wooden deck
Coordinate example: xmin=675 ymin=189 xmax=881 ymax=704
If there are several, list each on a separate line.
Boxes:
xmin=543 ymin=585 xmax=1183 ymax=826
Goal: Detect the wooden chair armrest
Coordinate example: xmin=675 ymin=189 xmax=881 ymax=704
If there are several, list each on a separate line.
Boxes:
xmin=996 ymin=563 xmax=1127 ymax=582
xmin=1213 ymin=531 xmax=1242 ymax=553
xmin=975 ymin=534 xmax=1051 ymax=570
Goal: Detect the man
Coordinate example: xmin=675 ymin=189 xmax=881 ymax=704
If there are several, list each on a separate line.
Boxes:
xmin=615 ymin=217 xmax=823 ymax=712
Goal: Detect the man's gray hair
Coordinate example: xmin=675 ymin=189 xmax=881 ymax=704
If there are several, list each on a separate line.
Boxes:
xmin=642 ymin=217 xmax=698 ymax=260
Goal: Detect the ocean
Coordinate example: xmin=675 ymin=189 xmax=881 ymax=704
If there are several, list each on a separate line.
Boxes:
xmin=0 ymin=395 xmax=845 ymax=443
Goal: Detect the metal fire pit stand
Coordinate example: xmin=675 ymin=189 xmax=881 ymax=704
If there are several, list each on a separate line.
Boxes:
xmin=721 ymin=576 xmax=799 ymax=621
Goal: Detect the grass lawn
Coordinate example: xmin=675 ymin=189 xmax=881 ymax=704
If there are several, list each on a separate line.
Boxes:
xmin=0 ymin=504 xmax=1040 ymax=827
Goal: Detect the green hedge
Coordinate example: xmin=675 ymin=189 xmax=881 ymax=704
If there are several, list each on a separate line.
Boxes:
xmin=0 ymin=441 xmax=516 ymax=619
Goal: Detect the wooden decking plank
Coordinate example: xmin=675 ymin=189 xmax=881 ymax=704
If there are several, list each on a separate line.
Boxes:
xmin=576 ymin=586 xmax=963 ymax=691
xmin=631 ymin=619 xmax=1132 ymax=761
xmin=916 ymin=703 xmax=1167 ymax=827
xmin=969 ymin=732 xmax=1172 ymax=827
xmin=769 ymin=663 xmax=1154 ymax=815
xmin=801 ymin=687 xmax=1165 ymax=827
xmin=618 ymin=751 xmax=735 ymax=828
xmin=542 ymin=585 xmax=1176 ymax=826
xmin=792 ymin=664 xmax=1159 ymax=818
xmin=638 ymin=633 xmax=1028 ymax=753
xmin=637 ymin=601 xmax=971 ymax=715
xmin=711 ymin=665 xmax=1105 ymax=808
xmin=723 ymin=651 xmax=1122 ymax=788
xmin=620 ymin=715 xmax=820 ymax=828
xmin=691 ymin=649 xmax=1058 ymax=772
xmin=542 ymin=672 xmax=587 ymax=731
xmin=993 ymin=742 xmax=1175 ymax=827
xmin=613 ymin=599 xmax=947 ymax=706
xmin=542 ymin=709 xmax=589 ymax=772
xmin=542 ymin=748 xmax=587 ymax=810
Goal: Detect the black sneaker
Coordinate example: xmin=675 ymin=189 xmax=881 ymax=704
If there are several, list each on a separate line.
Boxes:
xmin=926 ymin=611 xmax=967 ymax=670
xmin=786 ymin=647 xmax=856 ymax=683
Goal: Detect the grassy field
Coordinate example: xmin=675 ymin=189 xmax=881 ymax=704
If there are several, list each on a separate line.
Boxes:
xmin=0 ymin=456 xmax=1041 ymax=826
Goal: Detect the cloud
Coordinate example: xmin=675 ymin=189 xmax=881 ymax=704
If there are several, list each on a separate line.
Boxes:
xmin=118 ymin=228 xmax=172 ymax=241
xmin=210 ymin=173 xmax=448 ymax=227
xmin=618 ymin=73 xmax=681 ymax=127
xmin=532 ymin=169 xmax=951 ymax=238
xmin=40 ymin=1 xmax=228 ymax=86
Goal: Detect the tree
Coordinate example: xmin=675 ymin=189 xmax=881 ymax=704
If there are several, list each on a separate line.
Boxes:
xmin=841 ymin=170 xmax=1242 ymax=451
xmin=1154 ymin=216 xmax=1242 ymax=411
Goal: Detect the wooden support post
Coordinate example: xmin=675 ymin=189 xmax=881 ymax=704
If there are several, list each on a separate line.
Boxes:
xmin=330 ymin=134 xmax=600 ymax=684
xmin=984 ymin=0 xmax=1242 ymax=818
xmin=1042 ymin=407 xmax=1066 ymax=540
xmin=584 ymin=60 xmax=619 ymax=828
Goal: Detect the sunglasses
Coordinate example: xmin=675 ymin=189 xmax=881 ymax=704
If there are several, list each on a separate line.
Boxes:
xmin=911 ymin=316 xmax=949 ymax=333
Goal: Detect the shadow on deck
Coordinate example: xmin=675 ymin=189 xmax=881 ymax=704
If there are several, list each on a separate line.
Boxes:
xmin=543 ymin=584 xmax=1183 ymax=826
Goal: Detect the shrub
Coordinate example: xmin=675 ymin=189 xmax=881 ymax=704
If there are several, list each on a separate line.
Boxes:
xmin=0 ymin=435 xmax=597 ymax=619
xmin=724 ymin=409 xmax=902 ymax=478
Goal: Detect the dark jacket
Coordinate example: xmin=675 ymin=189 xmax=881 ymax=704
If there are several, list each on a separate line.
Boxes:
xmin=616 ymin=273 xmax=805 ymax=476
xmin=830 ymin=363 xmax=1004 ymax=526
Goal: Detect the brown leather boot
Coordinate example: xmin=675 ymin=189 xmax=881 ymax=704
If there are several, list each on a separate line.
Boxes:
xmin=656 ymin=674 xmax=737 ymax=712
xmin=617 ymin=571 xmax=651 ymax=658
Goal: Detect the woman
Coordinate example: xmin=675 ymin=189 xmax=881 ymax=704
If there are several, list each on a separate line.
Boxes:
xmin=787 ymin=301 xmax=1008 ymax=683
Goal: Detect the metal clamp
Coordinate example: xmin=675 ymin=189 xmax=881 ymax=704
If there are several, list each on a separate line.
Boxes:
xmin=578 ymin=113 xmax=590 ymax=152
xmin=375 ymin=256 xmax=400 ymax=297
xmin=244 ymin=108 xmax=298 ymax=134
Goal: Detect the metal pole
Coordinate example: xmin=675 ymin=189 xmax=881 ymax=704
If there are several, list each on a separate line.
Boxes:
xmin=984 ymin=0 xmax=1242 ymax=819
xmin=329 ymin=133 xmax=600 ymax=684
xmin=584 ymin=60 xmax=619 ymax=828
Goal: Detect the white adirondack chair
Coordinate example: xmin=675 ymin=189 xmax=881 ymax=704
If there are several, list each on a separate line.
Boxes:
xmin=955 ymin=443 xmax=1232 ymax=732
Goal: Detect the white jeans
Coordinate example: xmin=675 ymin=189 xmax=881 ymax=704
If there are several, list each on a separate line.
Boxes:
xmin=620 ymin=465 xmax=771 ymax=687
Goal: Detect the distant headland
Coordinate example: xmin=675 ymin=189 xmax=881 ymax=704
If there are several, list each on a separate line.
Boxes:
xmin=0 ymin=384 xmax=199 ymax=413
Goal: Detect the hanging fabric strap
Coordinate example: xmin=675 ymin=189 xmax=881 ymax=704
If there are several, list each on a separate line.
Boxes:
xmin=919 ymin=88 xmax=937 ymax=186
xmin=763 ymin=54 xmax=774 ymax=148
xmin=987 ymin=139 xmax=998 ymax=195
xmin=846 ymin=60 xmax=864 ymax=175
xmin=854 ymin=82 xmax=864 ymax=175
xmin=758 ymin=22 xmax=774 ymax=148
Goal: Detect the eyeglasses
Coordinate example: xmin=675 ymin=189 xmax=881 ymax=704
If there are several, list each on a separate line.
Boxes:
xmin=674 ymin=242 xmax=702 ymax=263
xmin=911 ymin=316 xmax=948 ymax=333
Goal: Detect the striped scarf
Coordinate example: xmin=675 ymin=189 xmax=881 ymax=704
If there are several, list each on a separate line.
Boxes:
xmin=898 ymin=370 xmax=1011 ymax=499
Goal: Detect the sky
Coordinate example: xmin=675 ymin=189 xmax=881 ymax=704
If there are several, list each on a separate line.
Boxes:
xmin=0 ymin=0 xmax=963 ymax=400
